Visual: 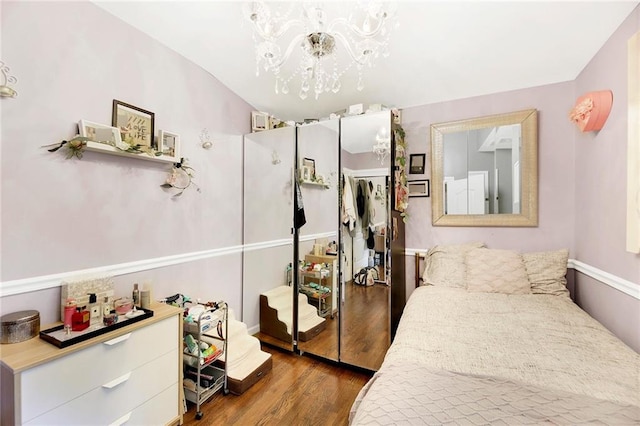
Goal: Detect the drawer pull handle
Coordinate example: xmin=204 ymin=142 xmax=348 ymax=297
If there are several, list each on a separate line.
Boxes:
xmin=109 ymin=411 xmax=132 ymax=426
xmin=102 ymin=372 xmax=132 ymax=389
xmin=104 ymin=333 xmax=132 ymax=346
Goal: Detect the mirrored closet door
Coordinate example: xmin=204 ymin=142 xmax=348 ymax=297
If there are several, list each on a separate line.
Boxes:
xmin=243 ymin=112 xmax=405 ymax=371
xmin=295 ymin=120 xmax=340 ymax=361
xmin=339 ymin=111 xmax=394 ymax=371
xmin=243 ymin=127 xmax=296 ymax=352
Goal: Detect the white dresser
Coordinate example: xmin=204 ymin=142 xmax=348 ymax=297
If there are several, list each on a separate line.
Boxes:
xmin=0 ymin=303 xmax=183 ymax=425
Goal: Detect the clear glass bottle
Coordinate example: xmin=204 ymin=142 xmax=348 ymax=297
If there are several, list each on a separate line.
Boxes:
xmin=132 ymin=283 xmax=140 ymax=307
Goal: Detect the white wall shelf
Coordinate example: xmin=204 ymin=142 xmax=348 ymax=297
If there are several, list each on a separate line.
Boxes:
xmin=300 ymin=180 xmax=329 ymax=189
xmin=85 ymin=141 xmax=178 ymax=164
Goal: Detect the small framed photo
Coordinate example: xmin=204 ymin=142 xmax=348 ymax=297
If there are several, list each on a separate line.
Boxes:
xmin=301 ymin=166 xmax=311 ymax=181
xmin=302 ymin=158 xmax=315 ymax=179
xmin=158 ymin=130 xmax=180 ymax=159
xmin=408 ymin=179 xmax=430 ymax=197
xmin=112 ymin=100 xmax=155 ymax=148
xmin=409 ymin=153 xmax=426 ymax=174
xmin=251 ymin=111 xmax=270 ymax=132
xmin=78 ymin=120 xmax=122 ymax=146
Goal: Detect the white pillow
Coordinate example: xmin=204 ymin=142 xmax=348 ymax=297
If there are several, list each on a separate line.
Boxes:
xmin=522 ymin=249 xmax=570 ymax=297
xmin=422 ymin=242 xmax=486 ymax=288
xmin=465 ymin=248 xmax=531 ymax=294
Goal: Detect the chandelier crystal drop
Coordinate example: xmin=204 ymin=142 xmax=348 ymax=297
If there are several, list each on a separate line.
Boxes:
xmin=244 ymin=1 xmax=397 ymax=100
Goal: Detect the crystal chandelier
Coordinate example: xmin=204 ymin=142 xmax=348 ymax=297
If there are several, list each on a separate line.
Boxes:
xmin=244 ymin=1 xmax=397 ymax=100
xmin=372 ymin=126 xmax=391 ymax=164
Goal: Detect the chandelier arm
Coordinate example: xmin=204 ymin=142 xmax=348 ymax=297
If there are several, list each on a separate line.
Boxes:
xmin=262 ymin=33 xmax=307 ymax=70
xmin=327 ymin=17 xmax=387 ymax=39
xmin=331 ymin=32 xmax=380 ymax=65
xmin=251 ymin=18 xmax=306 ymax=41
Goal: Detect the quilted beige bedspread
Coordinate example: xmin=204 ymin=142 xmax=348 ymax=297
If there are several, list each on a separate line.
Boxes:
xmin=350 ymin=286 xmax=640 ymax=424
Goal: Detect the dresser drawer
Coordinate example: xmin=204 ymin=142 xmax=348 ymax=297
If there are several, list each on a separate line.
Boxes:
xmin=21 ymin=316 xmax=178 ymax=423
xmin=108 ymin=383 xmax=180 ymax=426
xmin=25 ymin=349 xmax=179 ymax=425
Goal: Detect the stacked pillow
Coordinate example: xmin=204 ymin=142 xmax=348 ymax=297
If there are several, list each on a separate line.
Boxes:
xmin=421 ymin=244 xmax=570 ymax=297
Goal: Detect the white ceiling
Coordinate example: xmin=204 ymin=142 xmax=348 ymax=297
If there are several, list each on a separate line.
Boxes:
xmin=94 ymin=1 xmax=638 ymax=122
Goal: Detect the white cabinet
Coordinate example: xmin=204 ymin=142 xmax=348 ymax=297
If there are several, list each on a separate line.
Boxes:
xmin=0 ymin=303 xmax=183 ymax=426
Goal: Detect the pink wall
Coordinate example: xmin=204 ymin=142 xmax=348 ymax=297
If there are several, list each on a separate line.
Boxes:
xmin=402 ymin=81 xmax=576 ymax=253
xmin=572 ymin=6 xmax=640 ymax=350
xmin=401 ymin=5 xmax=639 ymax=351
xmin=0 ymin=2 xmax=253 ymax=322
xmin=574 ymin=6 xmax=639 ymax=284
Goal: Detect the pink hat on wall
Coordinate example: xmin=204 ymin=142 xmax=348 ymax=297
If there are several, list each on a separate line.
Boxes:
xmin=569 ymin=90 xmax=613 ymax=132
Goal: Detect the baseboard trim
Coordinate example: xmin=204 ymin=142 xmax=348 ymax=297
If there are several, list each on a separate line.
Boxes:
xmin=406 ymin=248 xmax=639 ymax=301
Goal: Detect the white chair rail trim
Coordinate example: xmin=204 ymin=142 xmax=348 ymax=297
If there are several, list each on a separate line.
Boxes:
xmin=406 ymin=248 xmax=639 ymax=301
xmin=0 ymin=233 xmax=335 ymax=297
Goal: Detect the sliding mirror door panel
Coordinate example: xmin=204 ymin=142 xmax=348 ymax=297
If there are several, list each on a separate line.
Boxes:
xmin=339 ymin=111 xmax=392 ymax=371
xmin=296 ymin=120 xmax=340 ymax=361
xmin=243 ymin=127 xmax=295 ymax=351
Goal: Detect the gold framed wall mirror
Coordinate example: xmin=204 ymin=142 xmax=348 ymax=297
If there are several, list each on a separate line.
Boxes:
xmin=430 ymin=109 xmax=538 ymax=227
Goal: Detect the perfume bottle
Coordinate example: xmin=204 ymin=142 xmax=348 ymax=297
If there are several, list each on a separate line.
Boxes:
xmin=71 ymin=306 xmax=90 ymax=331
xmin=63 ymin=298 xmax=76 ymax=329
xmin=102 ymin=296 xmax=111 ymax=317
xmin=87 ymin=293 xmax=100 ymax=327
xmin=132 ymin=283 xmax=140 ymax=308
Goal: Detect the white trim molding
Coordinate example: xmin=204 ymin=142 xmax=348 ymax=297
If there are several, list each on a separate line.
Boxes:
xmin=406 ymin=248 xmax=639 ymax=301
xmin=1 ymin=241 xmax=282 ymax=298
xmin=299 ymin=231 xmax=337 ymax=243
xmin=568 ymin=259 xmax=640 ymax=300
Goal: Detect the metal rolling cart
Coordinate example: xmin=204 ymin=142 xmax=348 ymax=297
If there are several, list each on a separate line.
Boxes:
xmin=182 ymin=301 xmax=229 ymax=421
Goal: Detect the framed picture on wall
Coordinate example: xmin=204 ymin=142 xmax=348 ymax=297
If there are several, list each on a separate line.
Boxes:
xmin=409 ymin=153 xmax=426 ymax=174
xmin=408 ymin=179 xmax=430 ymax=197
xmin=158 ymin=130 xmax=181 ymax=160
xmin=112 ymin=100 xmax=155 ymax=148
xmin=251 ymin=111 xmax=270 ymax=132
xmin=303 ymin=158 xmax=316 ymax=179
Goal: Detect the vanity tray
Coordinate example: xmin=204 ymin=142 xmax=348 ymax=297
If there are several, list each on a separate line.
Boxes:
xmin=39 ymin=308 xmax=153 ymax=348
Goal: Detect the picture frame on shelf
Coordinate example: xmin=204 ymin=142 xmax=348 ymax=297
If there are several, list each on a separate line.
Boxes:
xmin=158 ymin=130 xmax=180 ymax=160
xmin=408 ymin=179 xmax=430 ymax=197
xmin=302 ymin=158 xmax=315 ymax=179
xmin=409 ymin=153 xmax=426 ymax=174
xmin=251 ymin=111 xmax=270 ymax=132
xmin=301 ymin=166 xmax=311 ymax=181
xmin=78 ymin=120 xmax=123 ymax=147
xmin=112 ymin=100 xmax=155 ymax=148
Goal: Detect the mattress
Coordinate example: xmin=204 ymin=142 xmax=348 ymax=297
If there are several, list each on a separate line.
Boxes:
xmin=350 ymin=286 xmax=640 ymax=424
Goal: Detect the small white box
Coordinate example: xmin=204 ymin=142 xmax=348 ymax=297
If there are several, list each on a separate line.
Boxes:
xmin=348 ymin=104 xmax=364 ymax=115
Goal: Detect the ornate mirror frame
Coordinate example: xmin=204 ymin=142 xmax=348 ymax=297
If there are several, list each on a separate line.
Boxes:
xmin=431 ymin=109 xmax=538 ymax=227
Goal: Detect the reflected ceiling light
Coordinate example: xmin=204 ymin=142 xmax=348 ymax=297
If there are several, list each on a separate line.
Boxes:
xmin=372 ymin=126 xmax=390 ymax=164
xmin=243 ymin=1 xmax=397 ymax=100
xmin=0 ymin=61 xmax=18 ymax=98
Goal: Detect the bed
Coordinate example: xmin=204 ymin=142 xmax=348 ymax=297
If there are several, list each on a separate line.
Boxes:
xmin=350 ymin=243 xmax=640 ymax=424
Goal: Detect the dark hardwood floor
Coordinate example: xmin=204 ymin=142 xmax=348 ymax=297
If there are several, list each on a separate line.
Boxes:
xmin=183 ymin=282 xmax=390 ymax=425
xmin=182 ymin=344 xmax=372 ymax=425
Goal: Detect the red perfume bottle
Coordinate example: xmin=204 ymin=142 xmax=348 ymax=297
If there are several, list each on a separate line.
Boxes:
xmin=71 ymin=306 xmax=90 ymax=331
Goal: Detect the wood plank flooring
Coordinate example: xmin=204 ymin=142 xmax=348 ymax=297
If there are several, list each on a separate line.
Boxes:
xmin=185 ymin=282 xmax=390 ymax=424
xmin=182 ymin=345 xmax=372 ymax=425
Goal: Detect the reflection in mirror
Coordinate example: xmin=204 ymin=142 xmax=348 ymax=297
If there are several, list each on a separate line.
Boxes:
xmin=340 ymin=111 xmax=392 ymax=371
xmin=243 ymin=127 xmax=295 ymax=351
xmin=431 ymin=109 xmax=538 ymax=226
xmin=296 ymin=120 xmax=340 ymax=361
